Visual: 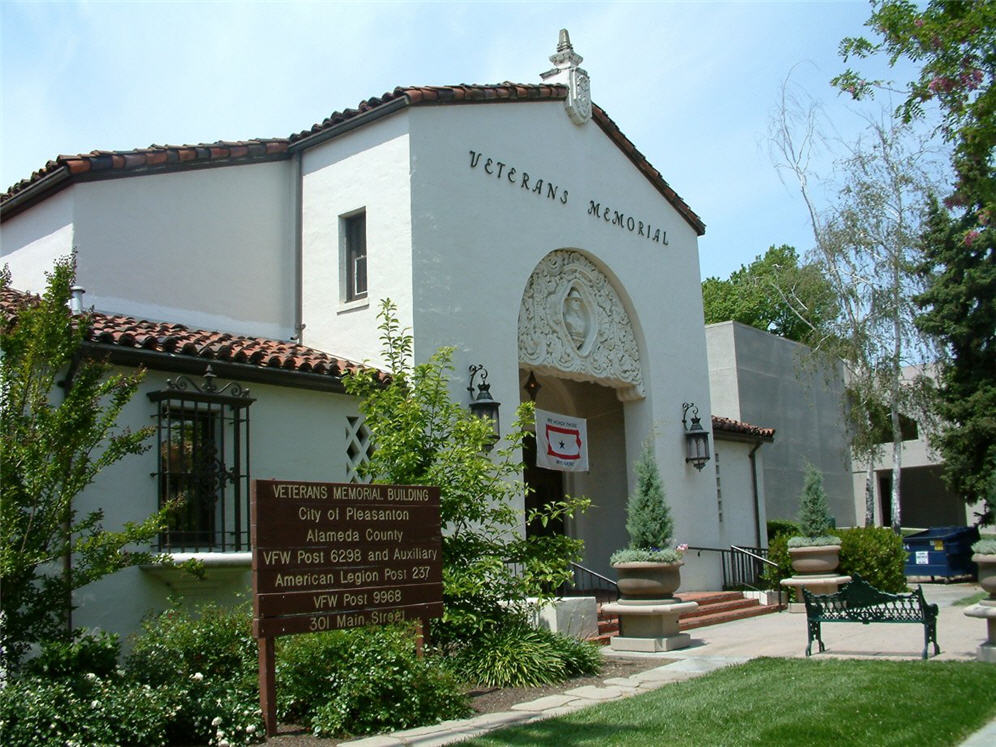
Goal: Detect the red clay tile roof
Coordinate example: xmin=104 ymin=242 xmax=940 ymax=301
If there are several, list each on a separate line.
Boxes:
xmin=712 ymin=415 xmax=775 ymax=442
xmin=1 ymin=285 xmax=371 ymax=381
xmin=2 ymin=84 xmax=704 ymax=235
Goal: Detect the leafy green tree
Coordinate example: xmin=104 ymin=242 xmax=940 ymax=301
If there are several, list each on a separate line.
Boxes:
xmin=0 ymin=258 xmax=167 ymax=672
xmin=343 ymin=300 xmax=588 ymax=642
xmin=916 ymin=201 xmax=995 ymax=523
xmin=701 ymin=244 xmax=837 ymax=345
xmin=834 ymin=0 xmax=995 ymax=523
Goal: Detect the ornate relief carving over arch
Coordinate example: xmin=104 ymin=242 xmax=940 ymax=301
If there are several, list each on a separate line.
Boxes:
xmin=518 ymin=250 xmax=644 ymax=401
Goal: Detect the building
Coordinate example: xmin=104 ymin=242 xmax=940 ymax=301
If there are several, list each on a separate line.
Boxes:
xmin=706 ymin=321 xmax=854 ymax=526
xmin=2 ymin=33 xmax=774 ymax=641
xmin=850 ymin=364 xmax=973 ymax=528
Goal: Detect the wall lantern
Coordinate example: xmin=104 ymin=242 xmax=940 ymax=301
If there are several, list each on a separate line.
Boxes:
xmin=524 ymin=371 xmax=542 ymax=402
xmin=468 ymin=364 xmax=501 ymax=451
xmin=682 ymin=402 xmax=711 ymax=471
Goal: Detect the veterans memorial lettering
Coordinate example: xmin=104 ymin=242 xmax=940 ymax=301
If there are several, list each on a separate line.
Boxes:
xmin=466 ymin=148 xmax=669 ymax=246
xmin=252 ymin=479 xmax=443 ymax=735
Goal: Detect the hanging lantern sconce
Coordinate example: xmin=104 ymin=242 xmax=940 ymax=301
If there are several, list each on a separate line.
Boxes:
xmin=468 ymin=364 xmax=501 ymax=451
xmin=682 ymin=402 xmax=711 ymax=471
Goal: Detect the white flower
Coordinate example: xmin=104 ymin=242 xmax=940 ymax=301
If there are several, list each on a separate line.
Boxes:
xmin=246 ymin=724 xmax=256 ymax=734
xmin=218 ymin=741 xmax=230 ymax=747
xmin=84 ymin=672 xmax=97 ymax=682
xmin=191 ymin=672 xmax=204 ymax=682
xmin=211 ymin=716 xmax=223 ymax=727
xmin=90 ymin=700 xmax=100 ymax=709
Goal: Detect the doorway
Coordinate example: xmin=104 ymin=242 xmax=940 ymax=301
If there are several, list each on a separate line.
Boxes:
xmin=523 ymin=433 xmax=565 ymax=538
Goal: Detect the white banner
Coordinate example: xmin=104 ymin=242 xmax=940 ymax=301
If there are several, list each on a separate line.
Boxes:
xmin=535 ymin=408 xmax=589 ymax=472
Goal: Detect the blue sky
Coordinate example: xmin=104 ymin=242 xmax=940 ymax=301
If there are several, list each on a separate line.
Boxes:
xmin=1 ymin=1 xmax=916 ymax=280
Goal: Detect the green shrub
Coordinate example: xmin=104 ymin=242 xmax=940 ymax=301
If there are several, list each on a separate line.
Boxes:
xmin=25 ymin=628 xmax=120 ymax=680
xmin=766 ymin=520 xmax=800 ymax=541
xmin=838 ymin=527 xmax=908 ymax=592
xmin=761 ymin=533 xmax=794 ymax=589
xmin=125 ymin=602 xmax=263 ymax=745
xmin=277 ymin=625 xmax=469 ymax=738
xmin=0 ymin=674 xmax=172 ymax=747
xmin=127 ymin=601 xmax=257 ymax=688
xmin=540 ymin=627 xmax=603 ymax=678
xmin=453 ymin=620 xmax=566 ymax=687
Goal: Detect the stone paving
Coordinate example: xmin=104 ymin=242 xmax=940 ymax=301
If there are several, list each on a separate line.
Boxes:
xmin=339 ymin=583 xmax=995 ymax=746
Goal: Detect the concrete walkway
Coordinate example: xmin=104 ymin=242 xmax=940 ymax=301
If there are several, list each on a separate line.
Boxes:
xmin=340 ymin=583 xmax=994 ymax=746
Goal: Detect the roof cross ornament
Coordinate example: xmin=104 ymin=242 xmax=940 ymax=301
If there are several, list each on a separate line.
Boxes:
xmin=540 ymin=29 xmax=591 ymax=126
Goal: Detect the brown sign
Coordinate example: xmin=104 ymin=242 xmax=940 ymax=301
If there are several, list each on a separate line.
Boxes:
xmin=256 ymin=581 xmax=442 ymax=618
xmin=255 ymin=556 xmax=442 ymax=594
xmin=251 ymin=480 xmax=444 ymax=633
xmin=252 ymin=479 xmax=445 ymax=737
xmin=253 ymin=601 xmax=445 ymax=638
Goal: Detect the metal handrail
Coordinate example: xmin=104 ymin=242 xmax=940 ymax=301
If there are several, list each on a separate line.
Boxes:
xmin=687 ymin=545 xmax=773 ymax=591
xmin=570 ymin=562 xmax=619 ymax=588
xmin=731 ymin=545 xmax=777 ymax=568
xmin=555 ymin=562 xmax=619 ymax=602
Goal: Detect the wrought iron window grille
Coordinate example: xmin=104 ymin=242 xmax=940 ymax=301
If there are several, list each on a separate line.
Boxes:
xmin=148 ymin=365 xmax=254 ymax=553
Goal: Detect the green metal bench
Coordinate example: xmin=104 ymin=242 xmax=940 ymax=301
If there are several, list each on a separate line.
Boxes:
xmin=803 ymin=574 xmax=940 ymax=659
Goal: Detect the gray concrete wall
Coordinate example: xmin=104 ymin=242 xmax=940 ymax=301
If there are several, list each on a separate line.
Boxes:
xmin=706 ymin=322 xmax=854 ymax=528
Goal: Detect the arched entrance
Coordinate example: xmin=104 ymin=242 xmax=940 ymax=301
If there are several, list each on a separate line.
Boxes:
xmin=517 ymin=250 xmax=646 ymax=570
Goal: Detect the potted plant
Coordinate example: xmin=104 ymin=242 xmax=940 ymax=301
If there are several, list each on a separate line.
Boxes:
xmin=972 ymin=538 xmax=996 ymax=602
xmin=787 ymin=464 xmax=841 ymax=575
xmin=610 ymin=444 xmax=687 ymax=601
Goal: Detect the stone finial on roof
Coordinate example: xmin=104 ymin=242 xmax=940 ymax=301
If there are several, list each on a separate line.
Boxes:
xmin=540 ymin=29 xmax=591 ymax=126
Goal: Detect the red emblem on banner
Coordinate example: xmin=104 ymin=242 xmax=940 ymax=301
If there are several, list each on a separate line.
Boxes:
xmin=545 ymin=424 xmax=583 ymax=460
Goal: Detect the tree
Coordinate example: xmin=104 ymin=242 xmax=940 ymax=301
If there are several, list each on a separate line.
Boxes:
xmin=0 ymin=258 xmax=168 ymax=672
xmin=833 ymin=0 xmax=995 ymax=523
xmin=623 ymin=443 xmax=674 ymax=552
xmin=343 ymin=300 xmax=588 ymax=642
xmin=701 ymin=244 xmax=838 ymax=344
xmin=771 ymin=82 xmax=940 ymax=531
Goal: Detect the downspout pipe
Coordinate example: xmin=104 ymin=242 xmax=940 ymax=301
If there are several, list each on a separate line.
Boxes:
xmin=292 ymin=149 xmax=304 ymax=343
xmin=749 ymin=441 xmax=763 ymax=547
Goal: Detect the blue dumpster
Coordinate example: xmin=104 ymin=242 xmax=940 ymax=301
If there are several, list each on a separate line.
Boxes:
xmin=904 ymin=526 xmax=980 ymax=579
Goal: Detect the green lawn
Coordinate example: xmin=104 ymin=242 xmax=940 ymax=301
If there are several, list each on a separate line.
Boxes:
xmin=463 ymin=658 xmax=996 ymax=746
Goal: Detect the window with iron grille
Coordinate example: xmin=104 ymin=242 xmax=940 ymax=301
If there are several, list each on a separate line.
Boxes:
xmin=343 ymin=211 xmax=367 ymax=302
xmin=148 ymin=366 xmax=253 ymax=552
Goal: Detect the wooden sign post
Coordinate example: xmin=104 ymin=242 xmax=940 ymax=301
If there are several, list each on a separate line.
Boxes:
xmin=251 ymin=479 xmax=443 ymax=736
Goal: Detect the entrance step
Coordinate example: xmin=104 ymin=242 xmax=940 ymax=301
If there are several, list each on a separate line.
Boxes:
xmin=591 ymin=591 xmax=781 ymax=643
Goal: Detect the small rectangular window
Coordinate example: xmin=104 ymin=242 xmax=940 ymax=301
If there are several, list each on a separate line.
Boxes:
xmin=344 ymin=212 xmax=367 ymax=302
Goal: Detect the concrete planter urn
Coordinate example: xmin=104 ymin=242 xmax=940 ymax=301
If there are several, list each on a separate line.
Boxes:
xmin=974 ymin=554 xmax=996 ymax=601
xmin=788 ymin=544 xmax=841 ymax=576
xmin=613 ymin=561 xmax=683 ymax=602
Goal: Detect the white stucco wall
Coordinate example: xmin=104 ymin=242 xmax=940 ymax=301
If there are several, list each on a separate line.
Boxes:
xmin=300 ymin=112 xmax=414 ymax=366
xmin=713 ymin=438 xmax=769 ymax=549
xmin=70 ymin=163 xmax=296 ymax=340
xmin=402 ymin=102 xmax=718 ymax=589
xmin=1 ymin=189 xmax=76 ymax=292
xmin=71 ymin=366 xmax=357 ymax=644
xmin=3 ymin=164 xmax=296 ymax=340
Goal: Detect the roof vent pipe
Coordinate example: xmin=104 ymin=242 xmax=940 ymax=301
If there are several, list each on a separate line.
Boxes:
xmin=69 ymin=286 xmax=85 ymax=314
